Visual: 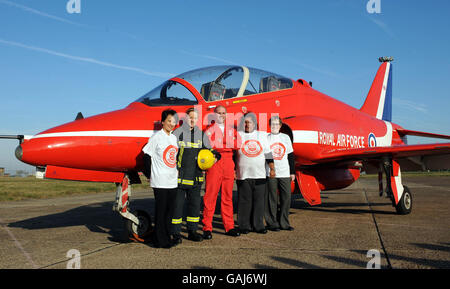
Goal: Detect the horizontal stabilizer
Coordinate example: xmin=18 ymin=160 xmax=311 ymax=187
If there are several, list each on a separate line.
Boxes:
xmin=397 ymin=129 xmax=450 ymax=140
xmin=318 ymin=143 xmax=450 ymax=172
xmin=317 ymin=143 xmax=450 ymax=164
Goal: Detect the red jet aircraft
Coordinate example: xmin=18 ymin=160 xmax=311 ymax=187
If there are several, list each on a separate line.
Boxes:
xmin=2 ymin=57 xmax=450 ymax=241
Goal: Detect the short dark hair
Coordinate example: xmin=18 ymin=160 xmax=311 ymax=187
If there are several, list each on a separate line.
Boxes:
xmin=161 ymin=109 xmax=177 ymax=123
xmin=185 ymin=107 xmax=198 ymax=115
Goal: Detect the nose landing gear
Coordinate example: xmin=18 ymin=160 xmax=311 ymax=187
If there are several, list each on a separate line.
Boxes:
xmin=113 ymin=175 xmax=153 ymax=242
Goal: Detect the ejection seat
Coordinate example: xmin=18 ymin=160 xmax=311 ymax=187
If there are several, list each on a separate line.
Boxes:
xmin=259 ymin=76 xmax=281 ymax=93
xmin=201 ymin=81 xmax=226 ymax=101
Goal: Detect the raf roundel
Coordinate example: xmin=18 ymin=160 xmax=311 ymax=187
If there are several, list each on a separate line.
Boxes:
xmin=368 ymin=133 xmax=377 ymax=148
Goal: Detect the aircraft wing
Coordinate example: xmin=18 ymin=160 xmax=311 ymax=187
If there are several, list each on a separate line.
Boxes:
xmin=315 ymin=143 xmax=450 ymax=171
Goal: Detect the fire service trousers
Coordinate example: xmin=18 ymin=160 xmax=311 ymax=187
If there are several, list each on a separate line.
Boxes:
xmin=171 ymin=184 xmax=202 ymax=234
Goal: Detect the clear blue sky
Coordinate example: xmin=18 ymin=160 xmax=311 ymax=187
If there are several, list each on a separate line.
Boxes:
xmin=1 ymin=0 xmax=449 ymax=173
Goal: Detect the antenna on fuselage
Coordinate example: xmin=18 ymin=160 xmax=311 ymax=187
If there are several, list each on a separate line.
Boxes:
xmin=75 ymin=112 xmax=84 ymax=121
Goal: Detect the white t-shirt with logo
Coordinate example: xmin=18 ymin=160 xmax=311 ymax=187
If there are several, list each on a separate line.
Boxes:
xmin=142 ymin=129 xmax=178 ymax=189
xmin=266 ymin=132 xmax=294 ymax=178
xmin=236 ymin=130 xmax=271 ymax=180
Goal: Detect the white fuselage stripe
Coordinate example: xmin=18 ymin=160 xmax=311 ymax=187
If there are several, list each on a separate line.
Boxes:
xmin=30 ymin=127 xmax=392 ymax=147
xmin=31 ymin=130 xmax=155 ymax=139
xmin=293 ymin=130 xmax=319 ymax=144
xmin=32 ymin=130 xmax=319 ymax=144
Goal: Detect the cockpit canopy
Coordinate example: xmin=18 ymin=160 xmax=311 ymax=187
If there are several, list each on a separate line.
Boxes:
xmin=136 ymin=65 xmax=293 ymax=106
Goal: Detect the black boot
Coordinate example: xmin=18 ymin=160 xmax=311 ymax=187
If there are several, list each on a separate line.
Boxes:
xmin=188 ymin=230 xmax=203 ymax=242
xmin=172 ymin=234 xmax=182 ymax=246
xmin=203 ymin=230 xmax=212 ymax=240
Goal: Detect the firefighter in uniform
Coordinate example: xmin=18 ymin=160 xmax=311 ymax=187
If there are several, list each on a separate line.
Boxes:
xmin=202 ymin=105 xmax=241 ymax=239
xmin=171 ymin=108 xmax=221 ymax=245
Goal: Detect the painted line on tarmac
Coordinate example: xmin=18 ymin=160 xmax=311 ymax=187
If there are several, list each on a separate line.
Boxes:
xmin=0 ymin=217 xmax=38 ymax=269
xmin=39 ymin=243 xmax=123 ymax=269
xmin=363 ymin=189 xmax=392 ymax=269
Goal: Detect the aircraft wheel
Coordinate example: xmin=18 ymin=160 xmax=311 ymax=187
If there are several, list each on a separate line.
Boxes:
xmin=125 ymin=210 xmax=153 ymax=242
xmin=395 ymin=185 xmax=412 ymax=215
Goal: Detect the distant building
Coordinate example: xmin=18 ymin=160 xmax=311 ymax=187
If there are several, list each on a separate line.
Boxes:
xmin=0 ymin=167 xmax=4 ymax=177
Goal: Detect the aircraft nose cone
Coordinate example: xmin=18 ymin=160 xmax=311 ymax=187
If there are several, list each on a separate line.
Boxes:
xmin=15 ymin=145 xmax=23 ymax=161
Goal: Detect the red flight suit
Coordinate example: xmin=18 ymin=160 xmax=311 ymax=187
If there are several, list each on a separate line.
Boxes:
xmin=202 ymin=123 xmax=241 ymax=232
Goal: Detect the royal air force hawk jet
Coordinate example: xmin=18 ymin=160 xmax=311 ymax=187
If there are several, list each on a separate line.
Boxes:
xmin=2 ymin=57 xmax=450 ymax=241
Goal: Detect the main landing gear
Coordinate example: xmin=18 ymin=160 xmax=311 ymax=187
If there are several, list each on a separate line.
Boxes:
xmin=113 ymin=175 xmax=153 ymax=242
xmin=378 ymin=157 xmax=412 ymax=215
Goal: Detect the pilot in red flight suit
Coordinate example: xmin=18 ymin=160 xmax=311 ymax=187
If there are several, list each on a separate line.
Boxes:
xmin=202 ymin=105 xmax=241 ymax=239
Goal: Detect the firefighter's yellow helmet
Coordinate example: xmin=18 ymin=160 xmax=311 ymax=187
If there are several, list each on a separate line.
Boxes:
xmin=197 ymin=149 xmax=215 ymax=170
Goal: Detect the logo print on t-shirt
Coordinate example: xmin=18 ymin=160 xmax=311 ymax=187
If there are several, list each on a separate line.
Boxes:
xmin=271 ymin=142 xmax=286 ymax=160
xmin=242 ymin=139 xmax=262 ymax=157
xmin=163 ymin=145 xmax=178 ymax=168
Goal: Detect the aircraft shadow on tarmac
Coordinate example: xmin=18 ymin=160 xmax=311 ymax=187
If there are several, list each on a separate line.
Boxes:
xmin=260 ymin=245 xmax=450 ymax=269
xmin=6 ymin=192 xmax=241 ymax=242
xmin=290 ymin=192 xmax=398 ymax=215
xmin=349 ymin=247 xmax=450 ymax=269
xmin=8 ymin=198 xmax=155 ymax=242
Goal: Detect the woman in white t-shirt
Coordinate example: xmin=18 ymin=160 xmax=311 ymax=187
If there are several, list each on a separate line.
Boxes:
xmin=236 ymin=112 xmax=275 ymax=234
xmin=142 ymin=109 xmax=179 ymax=248
xmin=265 ymin=116 xmax=296 ymax=231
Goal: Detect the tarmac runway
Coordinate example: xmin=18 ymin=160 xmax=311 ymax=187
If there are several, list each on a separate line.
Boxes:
xmin=0 ymin=175 xmax=449 ymax=269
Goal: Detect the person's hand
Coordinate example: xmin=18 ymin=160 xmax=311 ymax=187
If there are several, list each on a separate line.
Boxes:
xmin=269 ymin=168 xmax=276 ymax=179
xmin=290 ymin=174 xmax=295 ymax=182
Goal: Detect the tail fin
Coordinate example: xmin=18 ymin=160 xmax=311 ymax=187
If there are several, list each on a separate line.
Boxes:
xmin=360 ymin=57 xmax=393 ymax=122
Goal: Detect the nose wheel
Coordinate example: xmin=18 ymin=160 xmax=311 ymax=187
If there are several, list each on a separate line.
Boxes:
xmin=124 ymin=210 xmax=153 ymax=242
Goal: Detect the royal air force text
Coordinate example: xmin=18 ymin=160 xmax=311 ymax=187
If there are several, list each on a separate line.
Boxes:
xmin=319 ymin=132 xmax=365 ymax=148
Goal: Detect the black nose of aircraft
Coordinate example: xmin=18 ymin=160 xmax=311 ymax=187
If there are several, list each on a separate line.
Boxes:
xmin=15 ymin=144 xmax=23 ymax=161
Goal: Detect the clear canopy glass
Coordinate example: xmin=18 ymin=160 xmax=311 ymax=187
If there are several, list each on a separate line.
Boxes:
xmin=136 ymin=65 xmax=293 ymax=106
